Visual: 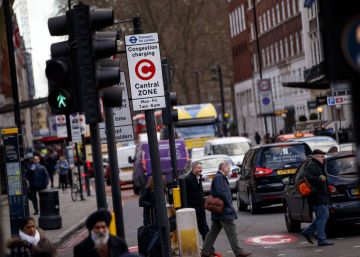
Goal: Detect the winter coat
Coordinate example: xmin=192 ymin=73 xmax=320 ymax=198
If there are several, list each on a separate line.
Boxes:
xmin=26 ymin=164 xmax=49 ymax=190
xmin=210 ymin=171 xmax=237 ymax=221
xmin=73 ymin=234 xmax=128 ymax=257
xmin=56 ymin=160 xmax=69 ymax=176
xmin=305 ymin=158 xmax=331 ymax=206
xmin=6 ymin=229 xmax=48 ymax=257
xmin=185 ymin=172 xmax=206 ymax=216
xmin=139 ymin=186 xmax=156 ymax=225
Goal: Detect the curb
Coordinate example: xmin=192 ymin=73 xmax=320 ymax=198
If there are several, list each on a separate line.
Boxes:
xmin=52 ymin=215 xmax=88 ymax=247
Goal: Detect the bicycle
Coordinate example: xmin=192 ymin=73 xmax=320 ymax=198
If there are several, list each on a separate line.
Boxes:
xmin=71 ymin=173 xmax=88 ymax=201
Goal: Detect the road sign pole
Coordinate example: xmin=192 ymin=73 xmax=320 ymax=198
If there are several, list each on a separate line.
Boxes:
xmin=104 ymin=106 xmax=125 ymax=238
xmin=74 ymin=143 xmax=84 ymax=200
xmin=81 ymin=134 xmax=91 ymax=196
xmin=89 ymin=123 xmax=107 ymax=209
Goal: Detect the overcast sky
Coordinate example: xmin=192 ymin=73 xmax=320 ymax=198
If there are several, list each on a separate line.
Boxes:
xmin=14 ymin=0 xmax=62 ymax=98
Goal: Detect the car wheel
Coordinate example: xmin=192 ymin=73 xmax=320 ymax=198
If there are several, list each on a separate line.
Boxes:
xmin=284 ymin=202 xmax=301 ymax=232
xmin=248 ymin=191 xmax=260 ymax=214
xmin=237 ymin=190 xmax=247 ymax=211
xmin=133 ymin=183 xmax=140 ymax=195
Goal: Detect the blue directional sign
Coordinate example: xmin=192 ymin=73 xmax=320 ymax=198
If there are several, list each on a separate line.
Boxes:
xmin=327 ymin=97 xmax=336 ymax=106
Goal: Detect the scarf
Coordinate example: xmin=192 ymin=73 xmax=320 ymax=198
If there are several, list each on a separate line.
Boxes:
xmin=19 ymin=229 xmax=40 ymax=246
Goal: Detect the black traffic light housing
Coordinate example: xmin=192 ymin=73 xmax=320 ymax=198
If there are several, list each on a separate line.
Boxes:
xmin=162 ymin=92 xmax=178 ymax=125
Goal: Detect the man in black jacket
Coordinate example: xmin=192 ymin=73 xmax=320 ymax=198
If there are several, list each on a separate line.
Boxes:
xmin=74 ymin=209 xmax=128 ymax=257
xmin=185 ymin=161 xmax=210 ymax=241
xmin=302 ymin=149 xmax=334 ymax=247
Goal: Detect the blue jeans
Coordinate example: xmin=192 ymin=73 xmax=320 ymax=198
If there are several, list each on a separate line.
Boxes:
xmin=303 ymin=204 xmax=329 ymax=244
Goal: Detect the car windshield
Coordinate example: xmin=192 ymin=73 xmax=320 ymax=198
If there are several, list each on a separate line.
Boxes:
xmin=176 ymin=125 xmax=216 ymax=139
xmin=260 ymin=145 xmax=307 ymax=170
xmin=212 ymin=143 xmax=251 ymax=156
xmin=196 ymin=158 xmax=232 ymax=170
xmin=326 ymin=157 xmax=358 ymax=176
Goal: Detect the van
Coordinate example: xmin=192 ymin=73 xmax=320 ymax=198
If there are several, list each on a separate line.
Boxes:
xmin=131 ymin=139 xmax=188 ymax=194
xmin=204 ymin=137 xmax=251 ymax=166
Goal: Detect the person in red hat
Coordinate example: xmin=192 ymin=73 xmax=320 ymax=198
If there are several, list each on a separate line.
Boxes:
xmin=74 ymin=209 xmax=128 ymax=257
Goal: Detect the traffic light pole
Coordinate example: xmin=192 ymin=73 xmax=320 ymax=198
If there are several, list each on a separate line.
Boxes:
xmin=74 ymin=143 xmax=84 ymax=200
xmin=104 ymin=106 xmax=125 ymax=239
xmin=133 ymin=17 xmax=171 ymax=257
xmin=89 ymin=124 xmax=107 ymax=209
xmin=81 ymin=134 xmax=91 ymax=196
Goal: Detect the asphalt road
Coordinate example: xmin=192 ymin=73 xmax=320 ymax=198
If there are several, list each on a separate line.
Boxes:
xmin=58 ymin=188 xmax=360 ymax=257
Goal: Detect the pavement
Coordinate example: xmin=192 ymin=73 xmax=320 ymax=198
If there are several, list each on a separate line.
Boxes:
xmin=0 ymin=176 xmax=98 ymax=247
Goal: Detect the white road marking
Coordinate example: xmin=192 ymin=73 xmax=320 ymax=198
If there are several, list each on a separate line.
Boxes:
xmin=227 ymin=251 xmax=233 ymax=253
xmin=337 ymin=238 xmax=344 ymax=240
xmin=315 ymin=250 xmax=323 ymax=252
xmin=264 ymin=246 xmax=272 ymax=249
xmin=354 ymin=246 xmax=360 ymax=248
xmin=278 ymin=254 xmax=287 ymax=256
xmin=300 ymin=242 xmax=309 ymax=244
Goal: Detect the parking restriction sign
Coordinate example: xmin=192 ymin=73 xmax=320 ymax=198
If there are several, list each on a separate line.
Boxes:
xmin=125 ymin=33 xmax=166 ymax=111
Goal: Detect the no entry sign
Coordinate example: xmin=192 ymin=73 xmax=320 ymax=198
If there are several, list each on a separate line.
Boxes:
xmin=245 ymin=234 xmax=297 ymax=246
xmin=125 ymin=33 xmax=166 ymax=111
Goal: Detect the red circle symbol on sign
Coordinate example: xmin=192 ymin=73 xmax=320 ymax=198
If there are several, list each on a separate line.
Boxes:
xmin=135 ymin=59 xmax=156 ymax=80
xmin=245 ymin=234 xmax=297 ymax=246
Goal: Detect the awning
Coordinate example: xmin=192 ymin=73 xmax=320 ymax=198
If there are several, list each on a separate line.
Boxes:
xmin=282 ymin=82 xmax=330 ymax=90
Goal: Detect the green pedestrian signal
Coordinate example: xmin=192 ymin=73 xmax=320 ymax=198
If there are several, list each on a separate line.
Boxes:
xmin=57 ymin=93 xmax=67 ymax=108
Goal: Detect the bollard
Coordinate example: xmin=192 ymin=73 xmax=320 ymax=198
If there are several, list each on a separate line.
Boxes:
xmin=38 ymin=189 xmax=62 ymax=230
xmin=109 ymin=212 xmax=117 ymax=236
xmin=176 ymin=208 xmax=200 ymax=257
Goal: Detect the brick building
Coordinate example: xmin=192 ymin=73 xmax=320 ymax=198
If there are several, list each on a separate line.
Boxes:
xmin=227 ymin=0 xmax=335 ymax=140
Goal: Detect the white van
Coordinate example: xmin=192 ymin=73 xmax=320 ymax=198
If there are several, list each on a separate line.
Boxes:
xmin=204 ymin=137 xmax=251 ymax=166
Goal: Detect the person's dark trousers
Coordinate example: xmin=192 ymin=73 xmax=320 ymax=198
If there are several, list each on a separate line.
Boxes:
xmin=196 ymin=211 xmax=209 ymax=241
xmin=29 ymin=188 xmax=39 ymax=213
xmin=48 ymin=171 xmax=54 ymax=188
xmin=68 ymin=169 xmax=73 ymax=187
xmin=59 ymin=175 xmax=68 ymax=191
xmin=303 ymin=204 xmax=329 ymax=244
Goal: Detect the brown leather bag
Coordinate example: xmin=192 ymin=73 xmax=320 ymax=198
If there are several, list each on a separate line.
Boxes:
xmin=204 ymin=195 xmax=224 ymax=214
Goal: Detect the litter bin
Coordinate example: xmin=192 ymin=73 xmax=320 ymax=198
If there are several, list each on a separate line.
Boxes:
xmin=38 ymin=189 xmax=62 ymax=230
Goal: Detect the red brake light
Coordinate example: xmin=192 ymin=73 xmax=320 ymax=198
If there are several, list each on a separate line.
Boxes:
xmin=86 ymin=161 xmax=91 ymax=168
xmin=328 ymin=184 xmax=337 ymax=194
xmin=254 ymin=167 xmax=273 ymax=177
xmin=142 ymin=159 xmax=147 ymax=170
xmin=231 ymin=172 xmax=238 ymax=178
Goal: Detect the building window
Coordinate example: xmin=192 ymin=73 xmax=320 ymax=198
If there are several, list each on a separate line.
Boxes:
xmin=266 ymin=47 xmax=270 ymax=66
xmin=290 ymin=34 xmax=294 ymax=56
xmin=248 ymin=0 xmax=253 ymax=9
xmin=295 ymin=32 xmax=300 ymax=54
xmin=285 ymin=37 xmax=289 ymax=58
xmin=250 ymin=22 xmax=255 ymax=40
xmin=272 ymin=8 xmax=276 ymax=26
xmin=229 ymin=14 xmax=234 ymax=38
xmin=270 ymin=45 xmax=274 ymax=64
xmin=276 ymin=4 xmax=280 ymax=23
xmin=263 ymin=14 xmax=267 ymax=32
xmin=280 ymin=40 xmax=284 ymax=59
xmin=281 ymin=1 xmax=285 ymax=21
xmin=292 ymin=0 xmax=297 ymax=15
xmin=300 ymin=30 xmax=303 ymax=52
xmin=287 ymin=0 xmax=291 ymax=18
xmin=267 ymin=10 xmax=271 ymax=29
xmin=239 ymin=7 xmax=244 ymax=32
xmin=259 ymin=16 xmax=263 ymax=33
xmin=253 ymin=54 xmax=258 ymax=70
xmin=275 ymin=42 xmax=279 ymax=62
xmin=234 ymin=9 xmax=239 ymax=35
xmin=231 ymin=12 xmax=236 ymax=37
xmin=241 ymin=5 xmax=246 ymax=31
xmin=262 ymin=49 xmax=266 ymax=66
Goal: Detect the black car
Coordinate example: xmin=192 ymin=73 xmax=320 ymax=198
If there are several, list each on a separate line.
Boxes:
xmin=236 ymin=142 xmax=312 ymax=214
xmin=283 ymin=152 xmax=360 ymax=232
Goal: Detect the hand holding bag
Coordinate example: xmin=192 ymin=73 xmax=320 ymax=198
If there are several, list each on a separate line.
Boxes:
xmin=204 ymin=195 xmax=224 ymax=214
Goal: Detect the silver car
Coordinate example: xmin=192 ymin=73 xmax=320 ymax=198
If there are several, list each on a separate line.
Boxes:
xmin=187 ymin=155 xmax=240 ymax=194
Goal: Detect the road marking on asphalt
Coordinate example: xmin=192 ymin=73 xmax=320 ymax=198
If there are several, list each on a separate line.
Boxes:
xmin=354 ymin=246 xmax=360 ymax=248
xmin=315 ymin=250 xmax=323 ymax=252
xmin=300 ymin=241 xmax=309 ymax=244
xmin=264 ymin=246 xmax=272 ymax=248
xmin=278 ymin=254 xmax=287 ymax=256
xmin=337 ymin=238 xmax=344 ymax=240
xmin=227 ymin=251 xmax=233 ymax=253
xmin=129 ymin=246 xmax=138 ymax=252
xmin=246 ymin=234 xmax=298 ymax=246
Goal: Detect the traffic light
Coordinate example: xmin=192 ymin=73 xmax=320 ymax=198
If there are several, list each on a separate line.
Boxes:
xmin=162 ymin=92 xmax=178 ymax=125
xmin=46 ymin=3 xmax=121 ymax=123
xmin=46 ymin=18 xmax=78 ymax=114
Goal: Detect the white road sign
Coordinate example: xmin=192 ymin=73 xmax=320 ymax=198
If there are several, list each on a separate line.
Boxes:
xmin=257 ymin=79 xmax=274 ymax=115
xmin=125 ymin=33 xmax=166 ymax=111
xmin=70 ymin=113 xmax=82 ymax=143
xmin=99 ymin=73 xmax=135 ymax=144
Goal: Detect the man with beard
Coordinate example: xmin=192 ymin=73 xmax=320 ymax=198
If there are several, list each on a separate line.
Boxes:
xmin=74 ymin=209 xmax=128 ymax=257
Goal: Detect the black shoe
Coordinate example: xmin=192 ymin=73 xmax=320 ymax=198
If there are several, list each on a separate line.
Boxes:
xmin=302 ymin=232 xmax=314 ymax=244
xmin=318 ymin=241 xmax=334 ymax=247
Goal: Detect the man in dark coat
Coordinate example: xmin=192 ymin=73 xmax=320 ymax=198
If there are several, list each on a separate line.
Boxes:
xmin=201 ymin=162 xmax=251 ymax=257
xmin=302 ymin=149 xmax=334 ymax=247
xmin=74 ymin=209 xmax=128 ymax=257
xmin=185 ymin=161 xmax=210 ymax=241
xmin=26 ymin=156 xmax=49 ymax=215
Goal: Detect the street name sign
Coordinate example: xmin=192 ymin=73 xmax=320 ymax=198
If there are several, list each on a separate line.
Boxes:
xmin=257 ymin=79 xmax=274 ymax=115
xmin=327 ymin=95 xmax=352 ymax=106
xmin=99 ymin=72 xmax=135 ymax=144
xmin=125 ymin=33 xmax=166 ymax=111
xmin=70 ymin=113 xmax=82 ymax=143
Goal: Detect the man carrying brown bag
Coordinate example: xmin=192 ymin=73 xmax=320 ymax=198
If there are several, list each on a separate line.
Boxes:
xmin=201 ymin=161 xmax=251 ymax=257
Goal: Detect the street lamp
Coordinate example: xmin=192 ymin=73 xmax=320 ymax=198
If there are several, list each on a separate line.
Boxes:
xmin=211 ymin=64 xmax=228 ymax=137
xmin=317 ymin=106 xmax=324 ymax=128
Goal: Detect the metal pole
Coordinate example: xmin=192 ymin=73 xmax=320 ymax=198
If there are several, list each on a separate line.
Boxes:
xmin=104 ymin=106 xmax=125 ymax=238
xmin=81 ymin=134 xmax=91 ymax=196
xmin=89 ymin=123 xmax=107 ymax=209
xmin=74 ymin=143 xmax=84 ymax=200
xmin=162 ymin=59 xmax=177 ymax=182
xmin=218 ymin=65 xmax=227 ymax=137
xmin=133 ymin=18 xmax=171 ymax=256
xmin=145 ymin=110 xmax=172 ymax=257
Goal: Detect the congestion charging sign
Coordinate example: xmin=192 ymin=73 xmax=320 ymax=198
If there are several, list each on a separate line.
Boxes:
xmin=125 ymin=33 xmax=166 ymax=111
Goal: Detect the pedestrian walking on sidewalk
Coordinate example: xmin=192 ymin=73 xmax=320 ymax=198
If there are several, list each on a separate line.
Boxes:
xmin=74 ymin=209 xmax=128 ymax=257
xmin=201 ymin=162 xmax=251 ymax=257
xmin=6 ymin=216 xmax=50 ymax=257
xmin=26 ymin=156 xmax=49 ymax=215
xmin=55 ymin=155 xmax=69 ymax=191
xmin=185 ymin=161 xmax=211 ymax=242
xmin=254 ymin=132 xmax=261 ymax=145
xmin=139 ymin=177 xmax=156 ymax=226
xmin=301 ymin=149 xmax=334 ymax=247
xmin=44 ymin=150 xmax=58 ymax=188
